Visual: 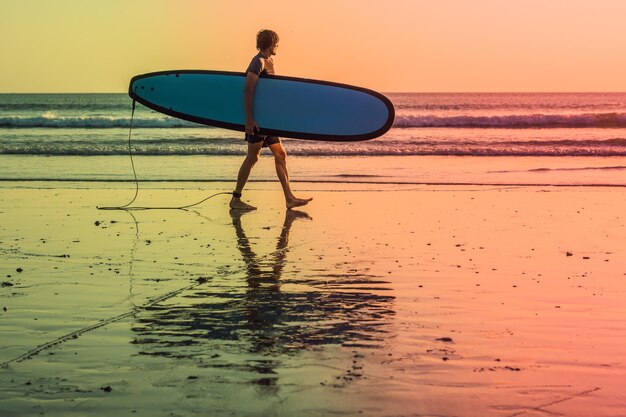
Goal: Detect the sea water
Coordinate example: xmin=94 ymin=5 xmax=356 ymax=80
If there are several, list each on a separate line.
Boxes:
xmin=1 ymin=93 xmax=626 ymax=186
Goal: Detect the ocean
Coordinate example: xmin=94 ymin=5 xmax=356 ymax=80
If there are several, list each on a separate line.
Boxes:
xmin=1 ymin=93 xmax=626 ymax=187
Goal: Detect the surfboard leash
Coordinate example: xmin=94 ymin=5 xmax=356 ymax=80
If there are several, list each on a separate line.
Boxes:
xmin=97 ymin=100 xmax=234 ymax=211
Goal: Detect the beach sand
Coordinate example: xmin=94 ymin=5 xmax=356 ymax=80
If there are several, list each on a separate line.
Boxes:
xmin=1 ymin=182 xmax=625 ymax=416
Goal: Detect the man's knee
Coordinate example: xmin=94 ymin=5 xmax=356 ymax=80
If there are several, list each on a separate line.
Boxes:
xmin=246 ymin=153 xmax=260 ymax=165
xmin=273 ymin=150 xmax=287 ymax=162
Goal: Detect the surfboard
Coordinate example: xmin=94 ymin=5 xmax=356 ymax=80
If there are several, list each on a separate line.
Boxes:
xmin=129 ymin=70 xmax=395 ymax=141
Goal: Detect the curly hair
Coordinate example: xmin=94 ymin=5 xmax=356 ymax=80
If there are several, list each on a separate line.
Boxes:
xmin=256 ymin=29 xmax=279 ymax=50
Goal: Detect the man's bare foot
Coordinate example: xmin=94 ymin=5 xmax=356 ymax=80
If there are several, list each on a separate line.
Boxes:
xmin=286 ymin=196 xmax=312 ymax=210
xmin=230 ymin=198 xmax=257 ymax=211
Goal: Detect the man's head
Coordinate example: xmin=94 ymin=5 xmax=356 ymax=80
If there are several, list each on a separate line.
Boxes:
xmin=256 ymin=29 xmax=279 ymax=56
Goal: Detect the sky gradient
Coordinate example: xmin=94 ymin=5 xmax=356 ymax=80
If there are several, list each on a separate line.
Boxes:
xmin=2 ymin=0 xmax=626 ymax=93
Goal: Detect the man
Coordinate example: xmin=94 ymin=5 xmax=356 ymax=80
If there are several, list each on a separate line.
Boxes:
xmin=230 ymin=29 xmax=312 ymax=211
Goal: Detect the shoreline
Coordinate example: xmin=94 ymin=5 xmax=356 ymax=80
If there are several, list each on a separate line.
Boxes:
xmin=2 ymin=178 xmax=626 ymax=186
xmin=2 ymin=154 xmax=626 ymax=189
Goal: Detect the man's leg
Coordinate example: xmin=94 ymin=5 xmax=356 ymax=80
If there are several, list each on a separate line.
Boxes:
xmin=268 ymin=142 xmax=312 ymax=209
xmin=230 ymin=141 xmax=263 ymax=210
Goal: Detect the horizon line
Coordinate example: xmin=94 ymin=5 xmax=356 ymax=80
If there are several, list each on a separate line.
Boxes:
xmin=3 ymin=91 xmax=626 ymax=95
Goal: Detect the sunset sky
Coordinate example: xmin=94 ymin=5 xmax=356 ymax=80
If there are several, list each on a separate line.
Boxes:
xmin=2 ymin=0 xmax=626 ymax=93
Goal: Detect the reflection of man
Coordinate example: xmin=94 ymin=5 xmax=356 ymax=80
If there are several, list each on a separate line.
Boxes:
xmin=229 ymin=209 xmax=311 ymax=387
xmin=230 ymin=209 xmax=312 ymax=283
xmin=230 ymin=29 xmax=312 ymax=211
xmin=129 ymin=209 xmax=395 ymax=392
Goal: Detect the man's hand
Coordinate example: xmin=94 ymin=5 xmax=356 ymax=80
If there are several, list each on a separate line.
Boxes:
xmin=245 ymin=118 xmax=260 ymax=135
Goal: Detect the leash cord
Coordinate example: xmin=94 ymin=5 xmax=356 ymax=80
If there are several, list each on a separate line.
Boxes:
xmin=97 ymin=100 xmax=233 ymax=211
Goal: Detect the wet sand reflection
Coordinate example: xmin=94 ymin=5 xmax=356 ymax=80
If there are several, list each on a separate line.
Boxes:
xmin=129 ymin=209 xmax=395 ymax=391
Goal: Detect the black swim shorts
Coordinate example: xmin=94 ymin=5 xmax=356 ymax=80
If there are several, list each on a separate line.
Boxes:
xmin=245 ymin=133 xmax=281 ymax=147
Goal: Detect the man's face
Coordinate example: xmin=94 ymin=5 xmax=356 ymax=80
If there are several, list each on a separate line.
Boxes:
xmin=270 ymin=42 xmax=279 ymax=56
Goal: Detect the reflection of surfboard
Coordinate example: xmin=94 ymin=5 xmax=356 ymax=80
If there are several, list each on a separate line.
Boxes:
xmin=129 ymin=70 xmax=395 ymax=141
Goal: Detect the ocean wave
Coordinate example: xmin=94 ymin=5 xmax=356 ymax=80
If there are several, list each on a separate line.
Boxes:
xmin=379 ymin=138 xmax=626 ymax=147
xmin=0 ymin=116 xmax=203 ymax=128
xmin=6 ymin=112 xmax=626 ymax=129
xmin=3 ymin=141 xmax=626 ymax=156
xmin=0 ymin=103 xmax=129 ymax=111
xmin=393 ymin=113 xmax=626 ymax=128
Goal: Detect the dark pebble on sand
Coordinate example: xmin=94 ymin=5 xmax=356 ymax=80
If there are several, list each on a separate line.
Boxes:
xmin=583 ymin=256 xmax=590 ymax=260
xmin=94 ymin=221 xmax=101 ymax=226
xmin=1 ymin=281 xmax=13 ymax=287
xmin=187 ymin=376 xmax=198 ymax=380
xmin=566 ymin=252 xmax=573 ymax=256
xmin=3 ymin=307 xmax=7 ymax=312
xmin=16 ymin=268 xmax=23 ymax=273
xmin=436 ymin=337 xmax=454 ymax=343
xmin=101 ymin=385 xmax=112 ymax=392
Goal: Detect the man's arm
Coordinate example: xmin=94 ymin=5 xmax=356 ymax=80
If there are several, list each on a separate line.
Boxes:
xmin=244 ymin=72 xmax=260 ymax=135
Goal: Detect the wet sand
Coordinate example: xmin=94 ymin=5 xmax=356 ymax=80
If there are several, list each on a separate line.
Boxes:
xmin=1 ymin=183 xmax=625 ymax=416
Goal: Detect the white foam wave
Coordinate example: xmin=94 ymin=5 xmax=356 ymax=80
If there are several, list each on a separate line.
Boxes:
xmin=393 ymin=113 xmax=626 ymax=128
xmin=0 ymin=116 xmax=202 ymax=128
xmin=6 ymin=113 xmax=626 ymax=129
xmin=3 ymin=140 xmax=626 ymax=157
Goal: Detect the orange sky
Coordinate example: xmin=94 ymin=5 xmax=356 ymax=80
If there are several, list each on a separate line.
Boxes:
xmin=2 ymin=0 xmax=626 ymax=92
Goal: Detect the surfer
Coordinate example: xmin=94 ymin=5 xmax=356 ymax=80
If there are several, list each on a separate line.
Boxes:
xmin=230 ymin=29 xmax=312 ymax=211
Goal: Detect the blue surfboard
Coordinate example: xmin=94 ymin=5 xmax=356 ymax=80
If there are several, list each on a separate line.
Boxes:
xmin=129 ymin=70 xmax=395 ymax=141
